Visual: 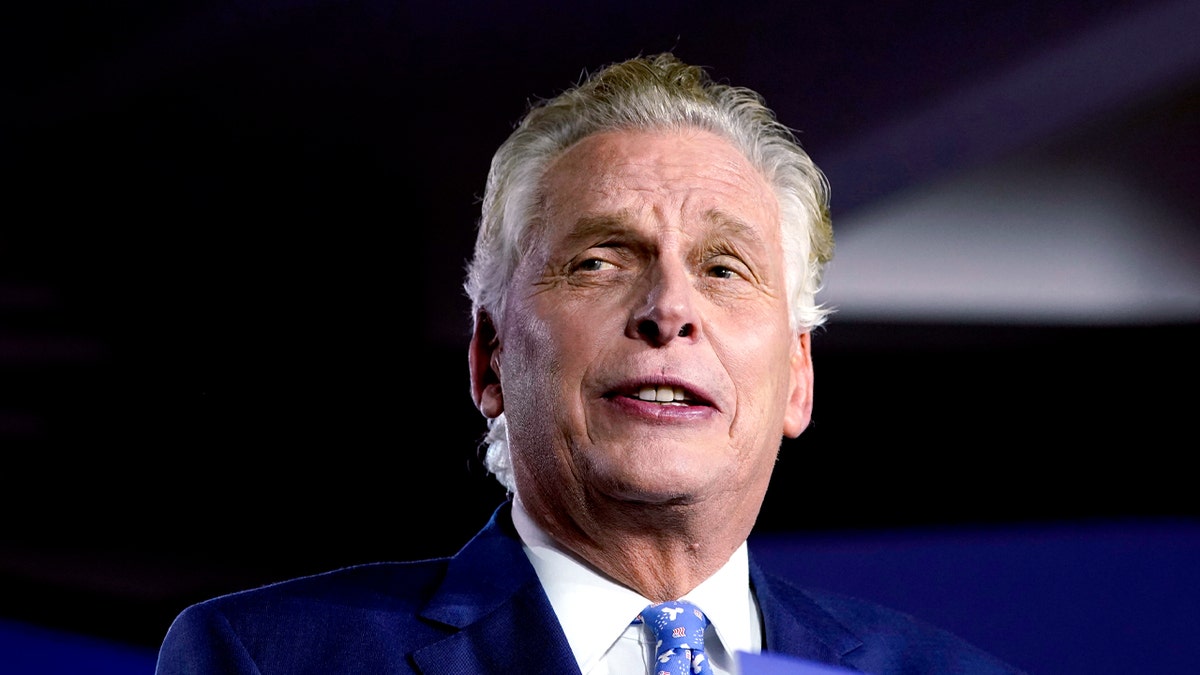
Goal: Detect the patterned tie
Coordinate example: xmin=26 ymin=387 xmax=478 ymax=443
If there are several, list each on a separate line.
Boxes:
xmin=634 ymin=599 xmax=713 ymax=675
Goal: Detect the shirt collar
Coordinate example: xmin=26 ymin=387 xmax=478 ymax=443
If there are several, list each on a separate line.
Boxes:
xmin=511 ymin=495 xmax=760 ymax=672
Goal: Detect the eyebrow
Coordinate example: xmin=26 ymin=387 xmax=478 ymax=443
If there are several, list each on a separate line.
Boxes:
xmin=559 ymin=212 xmax=638 ymax=248
xmin=569 ymin=212 xmax=632 ymax=235
xmin=570 ymin=209 xmax=762 ymax=235
xmin=558 ymin=209 xmax=770 ymax=255
xmin=702 ymin=209 xmax=769 ymax=248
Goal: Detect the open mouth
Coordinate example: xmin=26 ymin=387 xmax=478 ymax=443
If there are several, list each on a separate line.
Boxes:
xmin=616 ymin=384 xmax=710 ymax=407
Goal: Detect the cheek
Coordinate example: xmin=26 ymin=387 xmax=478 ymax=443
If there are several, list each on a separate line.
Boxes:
xmin=502 ymin=298 xmax=598 ymax=412
xmin=504 ymin=313 xmax=557 ymax=391
xmin=722 ymin=322 xmax=796 ymax=418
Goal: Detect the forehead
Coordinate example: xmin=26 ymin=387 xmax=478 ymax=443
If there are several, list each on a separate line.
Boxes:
xmin=538 ymin=128 xmax=779 ymax=234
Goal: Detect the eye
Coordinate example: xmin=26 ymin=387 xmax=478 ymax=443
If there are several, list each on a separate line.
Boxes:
xmin=704 ymin=255 xmax=752 ymax=281
xmin=708 ymin=265 xmax=738 ymax=280
xmin=573 ymin=257 xmax=616 ymax=272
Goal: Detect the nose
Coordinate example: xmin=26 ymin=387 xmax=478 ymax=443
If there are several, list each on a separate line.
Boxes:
xmin=626 ymin=259 xmax=700 ymax=346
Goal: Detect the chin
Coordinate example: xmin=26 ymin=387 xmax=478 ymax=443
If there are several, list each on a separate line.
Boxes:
xmin=599 ymin=471 xmax=720 ymax=506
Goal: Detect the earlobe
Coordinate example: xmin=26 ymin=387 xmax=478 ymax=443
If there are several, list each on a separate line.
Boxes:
xmin=782 ymin=331 xmax=814 ymax=438
xmin=468 ymin=311 xmax=505 ymax=418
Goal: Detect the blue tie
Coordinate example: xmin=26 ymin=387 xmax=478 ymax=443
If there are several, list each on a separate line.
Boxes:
xmin=635 ymin=599 xmax=713 ymax=675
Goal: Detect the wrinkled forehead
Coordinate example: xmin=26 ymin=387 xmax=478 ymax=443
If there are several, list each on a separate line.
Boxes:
xmin=533 ymin=128 xmax=780 ymax=243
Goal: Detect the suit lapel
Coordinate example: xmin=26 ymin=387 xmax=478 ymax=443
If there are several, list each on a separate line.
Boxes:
xmin=412 ymin=501 xmax=580 ymax=675
xmin=750 ymin=557 xmax=863 ymax=667
xmin=412 ymin=504 xmax=865 ymax=674
xmin=413 ymin=582 xmax=577 ymax=674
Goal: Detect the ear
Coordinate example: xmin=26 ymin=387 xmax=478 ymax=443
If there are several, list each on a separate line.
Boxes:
xmin=469 ymin=310 xmax=504 ymax=418
xmin=782 ymin=331 xmax=814 ymax=438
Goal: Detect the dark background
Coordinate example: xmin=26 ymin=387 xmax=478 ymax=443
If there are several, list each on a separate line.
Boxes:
xmin=3 ymin=0 xmax=1198 ymax=665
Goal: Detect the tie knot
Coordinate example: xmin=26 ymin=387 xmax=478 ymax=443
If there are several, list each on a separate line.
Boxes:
xmin=635 ymin=600 xmax=712 ymax=674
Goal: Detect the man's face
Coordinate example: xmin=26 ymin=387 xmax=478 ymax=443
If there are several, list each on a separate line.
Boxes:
xmin=473 ymin=128 xmax=812 ymax=517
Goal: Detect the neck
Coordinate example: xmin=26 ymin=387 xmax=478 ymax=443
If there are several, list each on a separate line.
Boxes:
xmin=516 ymin=489 xmax=759 ymax=601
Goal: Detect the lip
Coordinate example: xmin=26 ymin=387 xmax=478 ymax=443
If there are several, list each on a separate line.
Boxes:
xmin=600 ymin=376 xmax=721 ymax=421
xmin=605 ymin=376 xmax=716 ymax=405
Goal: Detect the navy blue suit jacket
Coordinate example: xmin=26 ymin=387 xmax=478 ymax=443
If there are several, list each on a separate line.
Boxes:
xmin=156 ymin=501 xmax=1024 ymax=674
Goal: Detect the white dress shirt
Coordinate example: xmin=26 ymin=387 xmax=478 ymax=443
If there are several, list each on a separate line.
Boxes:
xmin=511 ymin=495 xmax=762 ymax=675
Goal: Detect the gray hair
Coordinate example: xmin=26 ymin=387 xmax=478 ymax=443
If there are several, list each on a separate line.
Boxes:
xmin=463 ymin=52 xmax=835 ymax=492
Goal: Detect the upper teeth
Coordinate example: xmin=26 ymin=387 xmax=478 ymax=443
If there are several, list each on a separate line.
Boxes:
xmin=637 ymin=385 xmax=688 ymax=403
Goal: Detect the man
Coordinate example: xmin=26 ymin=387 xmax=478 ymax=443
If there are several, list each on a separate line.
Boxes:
xmin=155 ymin=52 xmax=1025 ymax=674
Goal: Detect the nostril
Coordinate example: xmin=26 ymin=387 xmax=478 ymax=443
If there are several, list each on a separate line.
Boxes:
xmin=677 ymin=324 xmax=693 ymax=338
xmin=638 ymin=320 xmax=661 ymax=339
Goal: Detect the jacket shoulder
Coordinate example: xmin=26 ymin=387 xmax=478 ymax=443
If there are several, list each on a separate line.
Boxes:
xmin=157 ymin=559 xmax=453 ymax=674
xmin=753 ymin=566 xmax=1028 ymax=675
